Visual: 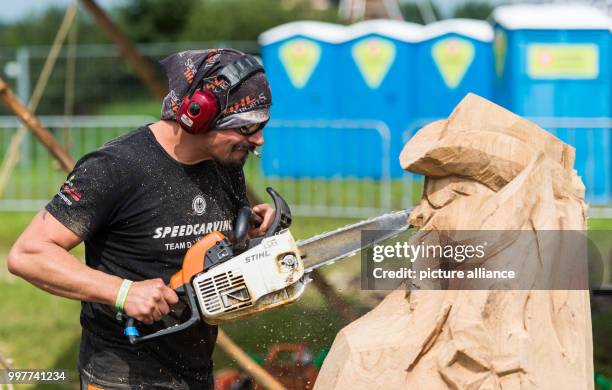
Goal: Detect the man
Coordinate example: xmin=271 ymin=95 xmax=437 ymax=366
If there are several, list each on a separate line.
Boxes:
xmin=8 ymin=48 xmax=274 ymax=389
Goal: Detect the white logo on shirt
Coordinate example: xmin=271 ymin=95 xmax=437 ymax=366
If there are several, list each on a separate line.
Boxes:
xmin=192 ymin=195 xmax=207 ymax=215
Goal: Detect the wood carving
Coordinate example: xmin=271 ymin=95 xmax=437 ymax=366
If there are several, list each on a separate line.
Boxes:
xmin=315 ymin=94 xmax=593 ymax=389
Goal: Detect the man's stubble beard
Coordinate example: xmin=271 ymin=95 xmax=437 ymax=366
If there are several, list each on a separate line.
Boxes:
xmin=213 ymin=147 xmax=250 ymax=168
xmin=214 ymin=154 xmax=248 ymax=169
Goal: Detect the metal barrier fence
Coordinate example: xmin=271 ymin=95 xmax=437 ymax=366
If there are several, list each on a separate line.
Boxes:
xmin=403 ymin=116 xmax=612 ymax=211
xmin=0 ymin=116 xmax=157 ymax=211
xmin=245 ymin=119 xmax=395 ymax=218
xmin=0 ymin=117 xmax=404 ymax=218
xmin=529 ymin=117 xmax=612 ymax=206
xmin=0 ymin=116 xmax=611 ymax=218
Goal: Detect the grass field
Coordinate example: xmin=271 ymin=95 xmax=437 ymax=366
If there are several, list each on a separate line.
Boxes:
xmin=0 ymin=211 xmax=611 ymax=389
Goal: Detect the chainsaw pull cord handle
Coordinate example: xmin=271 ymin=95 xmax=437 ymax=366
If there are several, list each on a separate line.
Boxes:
xmin=124 ymin=283 xmax=200 ymax=345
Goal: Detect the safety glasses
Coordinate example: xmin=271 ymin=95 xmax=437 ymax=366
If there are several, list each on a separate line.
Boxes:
xmin=236 ymin=121 xmax=267 ymax=136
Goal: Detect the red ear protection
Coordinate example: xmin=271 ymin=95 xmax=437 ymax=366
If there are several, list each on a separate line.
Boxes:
xmin=176 ymin=53 xmax=264 ymax=135
xmin=177 ymin=89 xmax=219 ymax=134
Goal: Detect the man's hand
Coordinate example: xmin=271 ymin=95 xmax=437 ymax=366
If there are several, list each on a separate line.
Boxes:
xmin=123 ymin=279 xmax=179 ymax=325
xmin=249 ymin=203 xmax=276 ymax=237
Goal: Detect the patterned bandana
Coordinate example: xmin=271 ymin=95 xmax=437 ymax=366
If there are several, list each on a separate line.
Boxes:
xmin=159 ymin=48 xmax=272 ymax=129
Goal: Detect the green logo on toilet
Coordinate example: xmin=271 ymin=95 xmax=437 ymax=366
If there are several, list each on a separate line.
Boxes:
xmin=494 ymin=29 xmax=507 ymax=77
xmin=279 ymin=39 xmax=321 ymax=88
xmin=352 ymin=38 xmax=396 ymax=89
xmin=432 ymin=37 xmax=475 ymax=88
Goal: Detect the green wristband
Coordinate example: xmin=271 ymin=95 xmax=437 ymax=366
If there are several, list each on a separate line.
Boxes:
xmin=115 ymin=279 xmax=133 ymax=313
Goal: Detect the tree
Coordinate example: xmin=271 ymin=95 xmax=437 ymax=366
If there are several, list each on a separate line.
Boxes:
xmin=117 ymin=0 xmax=199 ymax=43
xmin=180 ymin=0 xmax=339 ymax=43
xmin=399 ymin=2 xmax=441 ymax=24
xmin=453 ymin=2 xmax=494 ymax=20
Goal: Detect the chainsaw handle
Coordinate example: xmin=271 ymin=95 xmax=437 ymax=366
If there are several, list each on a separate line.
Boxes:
xmin=264 ymin=187 xmax=292 ymax=237
xmin=124 ymin=283 xmax=200 ymax=344
xmin=233 ymin=206 xmax=251 ymax=253
xmin=243 ymin=187 xmax=292 ymax=249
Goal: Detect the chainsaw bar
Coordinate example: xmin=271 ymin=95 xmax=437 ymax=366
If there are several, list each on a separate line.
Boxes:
xmin=297 ymin=209 xmax=412 ymax=273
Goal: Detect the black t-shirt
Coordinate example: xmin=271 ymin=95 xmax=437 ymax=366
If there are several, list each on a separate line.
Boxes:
xmin=45 ymin=126 xmax=249 ymax=384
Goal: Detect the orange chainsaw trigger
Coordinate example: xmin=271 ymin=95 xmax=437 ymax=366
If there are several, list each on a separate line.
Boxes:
xmin=169 ymin=231 xmax=226 ymax=289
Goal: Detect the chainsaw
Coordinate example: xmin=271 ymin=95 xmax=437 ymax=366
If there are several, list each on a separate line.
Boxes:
xmin=125 ymin=187 xmax=410 ymax=344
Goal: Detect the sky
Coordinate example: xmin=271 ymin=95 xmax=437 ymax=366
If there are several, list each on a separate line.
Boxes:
xmin=0 ymin=0 xmax=125 ymax=22
xmin=0 ymin=0 xmax=494 ymax=22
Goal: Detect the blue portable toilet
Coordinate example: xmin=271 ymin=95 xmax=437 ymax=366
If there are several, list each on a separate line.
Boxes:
xmin=259 ymin=22 xmax=348 ymax=177
xmin=415 ymin=19 xmax=494 ymax=123
xmin=338 ymin=20 xmax=423 ymax=178
xmin=493 ymin=4 xmax=612 ymax=203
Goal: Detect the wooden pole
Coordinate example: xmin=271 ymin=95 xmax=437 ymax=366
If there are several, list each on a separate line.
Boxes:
xmin=0 ymin=1 xmax=78 ymax=196
xmin=0 ymin=351 xmax=14 ymax=390
xmin=78 ymin=0 xmax=167 ymax=99
xmin=216 ymin=330 xmax=286 ymax=390
xmin=63 ymin=3 xmax=78 ymax=148
xmin=0 ymin=78 xmax=74 ymax=171
xmin=30 ymin=2 xmax=79 ymax=112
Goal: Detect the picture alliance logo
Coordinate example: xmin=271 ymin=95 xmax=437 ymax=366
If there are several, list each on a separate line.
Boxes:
xmin=192 ymin=194 xmax=207 ymax=215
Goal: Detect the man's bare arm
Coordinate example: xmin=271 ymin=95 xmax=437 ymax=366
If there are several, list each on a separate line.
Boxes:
xmin=7 ymin=211 xmax=178 ymax=324
xmin=8 ymin=210 xmax=122 ymax=303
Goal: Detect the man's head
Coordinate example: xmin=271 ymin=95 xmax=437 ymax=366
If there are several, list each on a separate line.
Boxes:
xmin=160 ymin=49 xmax=272 ymax=167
